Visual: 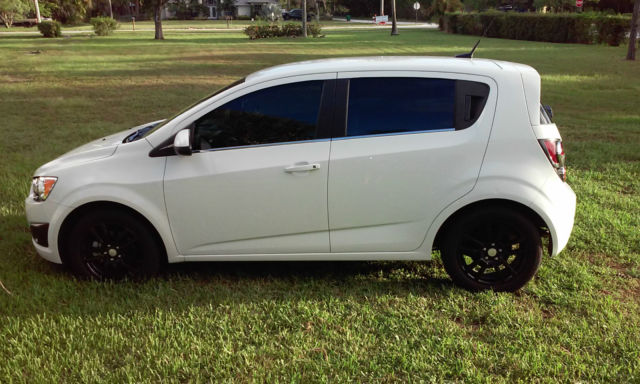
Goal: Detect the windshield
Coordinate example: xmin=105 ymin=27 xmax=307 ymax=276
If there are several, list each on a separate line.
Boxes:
xmin=142 ymin=78 xmax=245 ymax=138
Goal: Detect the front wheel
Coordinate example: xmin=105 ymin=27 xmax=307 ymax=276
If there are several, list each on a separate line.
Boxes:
xmin=441 ymin=207 xmax=542 ymax=292
xmin=64 ymin=209 xmax=163 ymax=280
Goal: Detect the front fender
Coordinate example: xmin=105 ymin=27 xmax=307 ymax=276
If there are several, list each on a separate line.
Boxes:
xmin=52 ymin=185 xmax=181 ymax=263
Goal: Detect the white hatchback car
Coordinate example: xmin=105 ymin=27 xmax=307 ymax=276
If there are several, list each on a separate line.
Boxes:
xmin=26 ymin=57 xmax=576 ymax=291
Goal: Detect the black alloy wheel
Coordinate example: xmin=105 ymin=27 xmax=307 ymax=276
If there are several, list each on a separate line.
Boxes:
xmin=442 ymin=207 xmax=542 ymax=292
xmin=65 ymin=209 xmax=162 ymax=280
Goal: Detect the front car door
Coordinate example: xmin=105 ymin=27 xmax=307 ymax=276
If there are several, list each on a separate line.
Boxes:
xmin=163 ymin=74 xmax=336 ymax=256
xmin=328 ymin=72 xmax=497 ymax=253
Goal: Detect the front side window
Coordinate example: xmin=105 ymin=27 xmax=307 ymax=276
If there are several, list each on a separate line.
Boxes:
xmin=193 ymin=80 xmax=324 ymax=150
xmin=346 ymin=77 xmax=456 ymax=137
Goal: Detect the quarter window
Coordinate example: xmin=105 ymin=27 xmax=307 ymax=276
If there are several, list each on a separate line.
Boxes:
xmin=193 ymin=81 xmax=324 ymax=150
xmin=346 ymin=78 xmax=456 ymax=137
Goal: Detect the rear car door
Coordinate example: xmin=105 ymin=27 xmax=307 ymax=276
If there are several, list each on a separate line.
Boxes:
xmin=328 ymin=72 xmax=497 ymax=253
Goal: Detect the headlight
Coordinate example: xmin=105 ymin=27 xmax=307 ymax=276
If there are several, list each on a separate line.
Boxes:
xmin=32 ymin=176 xmax=58 ymax=202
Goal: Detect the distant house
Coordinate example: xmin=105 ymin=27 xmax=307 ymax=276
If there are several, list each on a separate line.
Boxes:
xmin=164 ymin=0 xmax=279 ymax=19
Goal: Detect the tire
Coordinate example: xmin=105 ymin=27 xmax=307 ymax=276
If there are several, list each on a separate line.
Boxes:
xmin=64 ymin=209 xmax=163 ymax=280
xmin=441 ymin=206 xmax=542 ymax=292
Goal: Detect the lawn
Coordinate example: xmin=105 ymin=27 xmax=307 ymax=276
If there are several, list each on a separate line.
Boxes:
xmin=0 ymin=29 xmax=639 ymax=382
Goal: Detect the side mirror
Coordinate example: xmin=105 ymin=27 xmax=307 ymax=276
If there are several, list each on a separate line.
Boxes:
xmin=173 ymin=129 xmax=192 ymax=156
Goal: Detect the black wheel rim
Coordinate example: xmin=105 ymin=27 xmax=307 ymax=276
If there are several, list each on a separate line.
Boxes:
xmin=81 ymin=222 xmax=143 ymax=279
xmin=456 ymin=220 xmax=530 ymax=286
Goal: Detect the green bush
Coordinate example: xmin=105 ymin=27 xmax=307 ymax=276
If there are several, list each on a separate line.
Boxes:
xmin=37 ymin=20 xmax=61 ymax=37
xmin=235 ymin=15 xmax=251 ymax=20
xmin=595 ymin=15 xmax=629 ymax=46
xmin=90 ymin=17 xmax=118 ymax=36
xmin=281 ymin=22 xmax=302 ymax=37
xmin=244 ymin=22 xmax=322 ymax=39
xmin=440 ymin=12 xmax=630 ymax=46
xmin=307 ymin=22 xmax=322 ymax=37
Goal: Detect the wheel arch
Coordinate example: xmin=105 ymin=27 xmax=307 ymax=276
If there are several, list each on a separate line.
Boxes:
xmin=57 ymin=201 xmax=168 ymax=265
xmin=432 ymin=199 xmax=551 ymax=256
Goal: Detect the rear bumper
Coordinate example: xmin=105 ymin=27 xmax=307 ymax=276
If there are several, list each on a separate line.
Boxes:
xmin=540 ymin=175 xmax=576 ymax=256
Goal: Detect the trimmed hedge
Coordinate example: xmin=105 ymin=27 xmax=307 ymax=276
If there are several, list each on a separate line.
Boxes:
xmin=439 ymin=12 xmax=631 ymax=46
xmin=37 ymin=21 xmax=61 ymax=38
xmin=90 ymin=17 xmax=118 ymax=36
xmin=244 ymin=22 xmax=322 ymax=39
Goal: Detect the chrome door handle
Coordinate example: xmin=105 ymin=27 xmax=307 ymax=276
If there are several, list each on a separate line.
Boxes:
xmin=284 ymin=163 xmax=321 ymax=173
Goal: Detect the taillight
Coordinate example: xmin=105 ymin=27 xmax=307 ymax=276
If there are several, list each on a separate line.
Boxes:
xmin=539 ymin=139 xmax=566 ymax=181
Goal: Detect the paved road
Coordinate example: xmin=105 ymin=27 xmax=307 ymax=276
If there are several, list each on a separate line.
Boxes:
xmin=332 ymin=17 xmax=438 ymax=27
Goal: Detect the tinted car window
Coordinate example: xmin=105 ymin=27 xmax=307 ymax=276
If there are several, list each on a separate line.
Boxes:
xmin=193 ymin=81 xmax=324 ymax=150
xmin=346 ymin=78 xmax=455 ymax=137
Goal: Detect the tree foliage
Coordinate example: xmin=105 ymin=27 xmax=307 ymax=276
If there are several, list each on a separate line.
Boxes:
xmin=0 ymin=0 xmax=28 ymax=28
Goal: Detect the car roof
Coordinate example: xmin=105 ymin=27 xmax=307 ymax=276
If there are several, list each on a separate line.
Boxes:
xmin=245 ymin=56 xmax=533 ymax=84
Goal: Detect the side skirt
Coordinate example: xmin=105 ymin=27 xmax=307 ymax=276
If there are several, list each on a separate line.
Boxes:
xmin=180 ymin=251 xmax=431 ymax=262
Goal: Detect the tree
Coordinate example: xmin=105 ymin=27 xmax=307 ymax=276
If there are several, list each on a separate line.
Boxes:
xmin=141 ymin=0 xmax=168 ymax=39
xmin=302 ymin=0 xmax=307 ymax=37
xmin=628 ymin=0 xmax=639 ymax=60
xmin=33 ymin=0 xmax=41 ymax=22
xmin=0 ymin=0 xmax=29 ymax=28
xmin=390 ymin=0 xmax=398 ymax=35
xmin=49 ymin=0 xmax=91 ymax=24
xmin=153 ymin=0 xmax=167 ymax=39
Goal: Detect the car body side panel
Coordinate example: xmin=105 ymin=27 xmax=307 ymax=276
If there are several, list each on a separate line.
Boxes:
xmin=328 ymin=71 xmax=498 ymax=253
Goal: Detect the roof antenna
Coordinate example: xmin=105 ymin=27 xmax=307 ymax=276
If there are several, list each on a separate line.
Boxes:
xmin=455 ymin=40 xmax=480 ymax=58
xmin=455 ymin=18 xmax=495 ymax=58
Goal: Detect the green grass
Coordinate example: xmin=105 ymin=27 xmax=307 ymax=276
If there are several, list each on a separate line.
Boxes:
xmin=0 ymin=29 xmax=639 ymax=382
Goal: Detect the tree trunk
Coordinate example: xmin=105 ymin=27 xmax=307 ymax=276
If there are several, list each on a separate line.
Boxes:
xmin=381 ymin=0 xmax=384 ymax=16
xmin=33 ymin=0 xmax=41 ymax=23
xmin=627 ymin=0 xmax=640 ymax=60
xmin=391 ymin=0 xmax=398 ymax=35
xmin=154 ymin=3 xmax=164 ymax=40
xmin=302 ymin=0 xmax=307 ymax=37
xmin=108 ymin=0 xmax=113 ymax=18
xmin=1 ymin=12 xmax=13 ymax=28
xmin=314 ymin=0 xmax=319 ymax=22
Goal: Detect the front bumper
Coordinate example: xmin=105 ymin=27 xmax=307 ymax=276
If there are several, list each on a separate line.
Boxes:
xmin=25 ymin=197 xmax=64 ymax=264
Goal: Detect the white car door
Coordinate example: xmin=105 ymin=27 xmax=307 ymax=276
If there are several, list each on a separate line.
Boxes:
xmin=163 ymin=75 xmax=336 ymax=256
xmin=328 ymin=72 xmax=497 ymax=253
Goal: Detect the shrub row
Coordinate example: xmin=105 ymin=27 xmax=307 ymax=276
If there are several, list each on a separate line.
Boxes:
xmin=37 ymin=21 xmax=62 ymax=37
xmin=90 ymin=17 xmax=119 ymax=36
xmin=439 ymin=12 xmax=631 ymax=46
xmin=244 ymin=23 xmax=322 ymax=39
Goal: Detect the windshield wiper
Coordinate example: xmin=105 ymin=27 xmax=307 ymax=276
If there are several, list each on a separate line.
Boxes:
xmin=123 ymin=124 xmax=156 ymax=143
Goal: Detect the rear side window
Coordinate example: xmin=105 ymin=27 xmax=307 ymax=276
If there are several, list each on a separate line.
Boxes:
xmin=346 ymin=78 xmax=455 ymax=137
xmin=193 ymin=81 xmax=324 ymax=150
xmin=344 ymin=77 xmax=490 ymax=138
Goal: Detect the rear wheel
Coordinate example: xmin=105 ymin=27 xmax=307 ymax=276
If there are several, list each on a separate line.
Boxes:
xmin=441 ymin=207 xmax=542 ymax=292
xmin=64 ymin=209 xmax=162 ymax=280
